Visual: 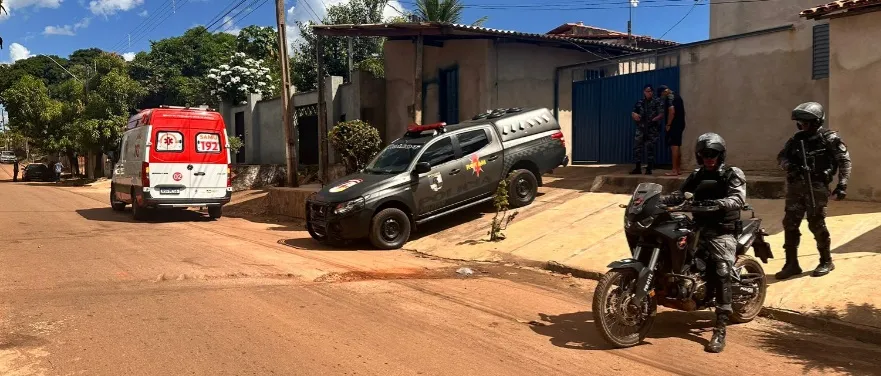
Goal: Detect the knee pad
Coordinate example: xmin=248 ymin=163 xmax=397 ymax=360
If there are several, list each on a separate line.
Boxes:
xmin=715 ymin=260 xmax=730 ymax=278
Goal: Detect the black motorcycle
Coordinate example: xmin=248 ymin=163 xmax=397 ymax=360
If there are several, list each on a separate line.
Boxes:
xmin=593 ymin=182 xmax=774 ymax=348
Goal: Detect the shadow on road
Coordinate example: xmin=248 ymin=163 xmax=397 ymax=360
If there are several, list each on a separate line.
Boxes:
xmin=279 ymin=237 xmax=374 ymax=251
xmin=528 ymin=310 xmax=714 ymax=351
xmin=75 ymin=207 xmax=215 ymax=223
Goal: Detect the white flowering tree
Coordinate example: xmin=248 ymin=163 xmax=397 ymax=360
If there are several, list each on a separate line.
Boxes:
xmin=207 ymin=52 xmax=276 ymax=105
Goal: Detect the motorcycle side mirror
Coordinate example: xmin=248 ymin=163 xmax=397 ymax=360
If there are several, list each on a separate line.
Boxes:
xmin=413 ymin=162 xmax=431 ymax=175
xmin=683 ymin=192 xmax=694 ymax=200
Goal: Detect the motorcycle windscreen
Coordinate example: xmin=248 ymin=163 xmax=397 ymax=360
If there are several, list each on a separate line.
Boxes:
xmin=628 ymin=182 xmax=664 ymax=215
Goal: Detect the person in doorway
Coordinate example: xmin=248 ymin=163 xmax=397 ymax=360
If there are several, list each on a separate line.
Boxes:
xmin=658 ymin=85 xmax=686 ymax=176
xmin=631 ymin=84 xmax=665 ymax=175
xmin=775 ymin=102 xmax=851 ymax=280
xmin=12 ymin=157 xmax=19 ymax=182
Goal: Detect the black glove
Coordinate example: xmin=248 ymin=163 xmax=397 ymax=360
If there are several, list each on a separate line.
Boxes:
xmin=832 ymin=184 xmax=847 ymax=201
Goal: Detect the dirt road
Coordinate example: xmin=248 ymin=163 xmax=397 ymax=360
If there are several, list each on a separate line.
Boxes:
xmin=0 ymin=165 xmax=878 ymax=375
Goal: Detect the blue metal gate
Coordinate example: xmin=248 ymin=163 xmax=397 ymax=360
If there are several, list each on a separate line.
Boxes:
xmin=572 ymin=66 xmax=680 ymax=165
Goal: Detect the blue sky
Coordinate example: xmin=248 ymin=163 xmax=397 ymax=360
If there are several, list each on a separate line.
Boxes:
xmin=0 ymin=0 xmax=710 ymax=65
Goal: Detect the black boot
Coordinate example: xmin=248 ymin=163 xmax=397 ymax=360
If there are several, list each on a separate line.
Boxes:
xmin=630 ymin=163 xmax=642 ymax=175
xmin=644 ymin=163 xmax=653 ymax=175
xmin=812 ymin=247 xmax=835 ymax=277
xmin=705 ymin=313 xmax=729 ymax=353
xmin=776 ymin=232 xmax=802 ymax=280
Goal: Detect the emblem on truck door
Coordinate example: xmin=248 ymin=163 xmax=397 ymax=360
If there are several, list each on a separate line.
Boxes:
xmin=465 ymin=154 xmax=486 ymax=177
xmin=428 ymin=172 xmax=443 ymax=192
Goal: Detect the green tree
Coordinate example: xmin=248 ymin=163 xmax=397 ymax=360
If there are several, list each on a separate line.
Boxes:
xmin=292 ymin=0 xmax=387 ymax=91
xmin=413 ymin=0 xmax=487 ymax=25
xmin=0 ymin=75 xmax=70 ymax=154
xmin=236 ymin=25 xmax=282 ymax=98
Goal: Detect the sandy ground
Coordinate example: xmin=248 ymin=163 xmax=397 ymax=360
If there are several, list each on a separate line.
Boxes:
xmin=1 ymin=165 xmax=880 ymax=375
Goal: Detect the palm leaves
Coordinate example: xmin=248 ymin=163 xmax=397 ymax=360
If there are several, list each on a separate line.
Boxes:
xmin=1 ymin=0 xmax=7 ymax=15
xmin=413 ymin=0 xmax=486 ymax=26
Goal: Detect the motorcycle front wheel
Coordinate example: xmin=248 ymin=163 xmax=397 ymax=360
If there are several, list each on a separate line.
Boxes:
xmin=592 ymin=269 xmax=657 ymax=348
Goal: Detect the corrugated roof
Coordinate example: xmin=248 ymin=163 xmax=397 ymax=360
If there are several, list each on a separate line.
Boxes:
xmin=311 ymin=22 xmax=649 ymax=52
xmin=545 ymin=22 xmax=679 ymax=47
xmin=801 ymin=0 xmax=881 ymax=19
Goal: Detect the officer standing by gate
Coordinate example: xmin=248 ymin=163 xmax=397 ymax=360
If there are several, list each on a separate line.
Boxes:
xmin=630 ymin=84 xmax=664 ymax=175
xmin=775 ymin=102 xmax=852 ymax=280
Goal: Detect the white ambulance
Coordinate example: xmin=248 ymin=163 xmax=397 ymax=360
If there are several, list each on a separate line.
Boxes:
xmin=110 ymin=105 xmax=232 ymax=220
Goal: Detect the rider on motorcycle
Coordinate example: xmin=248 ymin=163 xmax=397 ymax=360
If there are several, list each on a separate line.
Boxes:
xmin=661 ymin=132 xmax=747 ymax=353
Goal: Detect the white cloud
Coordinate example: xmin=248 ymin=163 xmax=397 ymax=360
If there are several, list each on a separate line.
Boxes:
xmin=285 ymin=0 xmax=405 ymax=51
xmin=220 ymin=15 xmax=240 ymax=36
xmin=42 ymin=17 xmax=90 ymax=36
xmin=0 ymin=0 xmax=63 ymax=22
xmin=138 ymin=9 xmax=147 ymax=17
xmin=10 ymin=43 xmax=32 ymax=62
xmin=122 ymin=52 xmax=136 ymax=61
xmin=89 ymin=0 xmax=144 ymax=16
xmin=43 ymin=25 xmax=75 ymax=36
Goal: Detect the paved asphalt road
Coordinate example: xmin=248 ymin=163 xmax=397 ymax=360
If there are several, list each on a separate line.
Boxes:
xmin=1 ymin=165 xmax=879 ymax=375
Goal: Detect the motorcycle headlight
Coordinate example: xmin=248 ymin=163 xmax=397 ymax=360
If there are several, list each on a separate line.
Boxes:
xmin=334 ymin=197 xmax=365 ymax=215
xmin=636 ymin=216 xmax=654 ymax=228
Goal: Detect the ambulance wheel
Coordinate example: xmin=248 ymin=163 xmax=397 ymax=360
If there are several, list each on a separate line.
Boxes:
xmin=110 ymin=185 xmax=126 ymax=211
xmin=369 ymin=208 xmax=411 ymax=250
xmin=208 ymin=206 xmax=222 ymax=219
xmin=131 ymin=189 xmax=149 ymax=221
xmin=507 ymin=169 xmax=538 ymax=208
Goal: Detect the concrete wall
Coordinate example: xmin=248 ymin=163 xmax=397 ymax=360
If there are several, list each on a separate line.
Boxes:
xmin=384 ymin=38 xmax=603 ymax=159
xmin=676 ymin=25 xmax=829 ymax=173
xmin=252 ymin=97 xmax=286 ymax=165
xmin=710 ymin=0 xmax=820 ymax=38
xmin=829 ymin=12 xmax=881 ymax=201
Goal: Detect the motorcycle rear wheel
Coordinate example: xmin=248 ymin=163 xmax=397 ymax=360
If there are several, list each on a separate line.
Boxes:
xmin=592 ymin=269 xmax=656 ymax=348
xmin=731 ymin=255 xmax=767 ymax=323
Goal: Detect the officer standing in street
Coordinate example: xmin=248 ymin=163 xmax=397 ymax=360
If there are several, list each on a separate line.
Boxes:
xmin=13 ymin=157 xmax=19 ymax=182
xmin=631 ymin=84 xmax=664 ymax=175
xmin=775 ymin=102 xmax=852 ymax=280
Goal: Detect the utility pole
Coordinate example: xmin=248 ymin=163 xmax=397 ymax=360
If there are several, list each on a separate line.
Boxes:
xmin=629 ymin=0 xmax=639 ymax=46
xmin=275 ymin=0 xmax=299 ymax=187
xmin=316 ymin=35 xmax=329 ymax=184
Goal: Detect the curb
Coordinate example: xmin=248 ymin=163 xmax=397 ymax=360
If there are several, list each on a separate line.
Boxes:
xmin=543 ymin=261 xmax=881 ymax=346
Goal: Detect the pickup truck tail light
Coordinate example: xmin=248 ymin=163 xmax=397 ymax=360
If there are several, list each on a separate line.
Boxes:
xmin=551 ymin=131 xmax=566 ymax=148
xmin=141 ymin=162 xmax=150 ymax=188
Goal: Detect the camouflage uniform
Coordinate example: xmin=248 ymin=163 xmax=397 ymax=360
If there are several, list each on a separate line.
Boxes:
xmin=632 ymin=97 xmax=663 ymax=165
xmin=777 ymin=127 xmax=852 ymax=271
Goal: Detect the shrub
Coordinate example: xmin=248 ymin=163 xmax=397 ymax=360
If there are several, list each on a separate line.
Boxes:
xmin=488 ymin=174 xmax=519 ymax=241
xmin=328 ymin=120 xmax=382 ymax=174
xmin=228 ymin=135 xmax=244 ymax=154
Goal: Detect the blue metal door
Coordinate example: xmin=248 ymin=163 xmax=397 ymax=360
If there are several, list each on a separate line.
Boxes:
xmin=572 ymin=66 xmax=680 ymax=165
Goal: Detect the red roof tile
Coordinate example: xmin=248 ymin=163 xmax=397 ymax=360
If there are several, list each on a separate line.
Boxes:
xmin=801 ymin=0 xmax=881 ymax=19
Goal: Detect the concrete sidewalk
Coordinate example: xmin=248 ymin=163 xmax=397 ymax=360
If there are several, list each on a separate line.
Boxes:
xmin=408 ymin=173 xmax=881 ymax=332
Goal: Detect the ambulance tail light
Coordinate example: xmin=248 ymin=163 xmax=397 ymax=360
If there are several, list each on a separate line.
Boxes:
xmin=551 ymin=131 xmax=566 ymax=148
xmin=141 ymin=162 xmax=150 ymax=188
xmin=227 ymin=164 xmax=232 ymax=187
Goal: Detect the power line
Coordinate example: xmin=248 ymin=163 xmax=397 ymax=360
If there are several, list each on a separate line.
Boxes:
xmin=659 ymin=0 xmax=700 ymax=39
xmin=107 ymin=0 xmax=176 ymax=52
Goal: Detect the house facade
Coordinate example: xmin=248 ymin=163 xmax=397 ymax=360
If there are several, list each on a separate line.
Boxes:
xmin=312 ymin=22 xmax=670 ymax=164
xmin=801 ymin=0 xmax=881 ymax=201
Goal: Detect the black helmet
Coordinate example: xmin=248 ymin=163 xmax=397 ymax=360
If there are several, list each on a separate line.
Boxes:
xmin=792 ymin=102 xmax=825 ymax=126
xmin=695 ymin=132 xmax=727 ymax=165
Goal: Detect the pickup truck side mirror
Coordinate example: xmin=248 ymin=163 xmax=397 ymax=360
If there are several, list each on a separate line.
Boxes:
xmin=413 ymin=162 xmax=431 ymax=175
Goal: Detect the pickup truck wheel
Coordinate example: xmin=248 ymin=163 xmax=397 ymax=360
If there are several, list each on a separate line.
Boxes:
xmin=507 ymin=169 xmax=538 ymax=208
xmin=369 ymin=208 xmax=411 ymax=250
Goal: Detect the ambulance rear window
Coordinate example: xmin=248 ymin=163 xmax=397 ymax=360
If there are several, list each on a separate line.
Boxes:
xmin=155 ymin=131 xmax=184 ymax=152
xmin=195 ymin=132 xmax=222 ymax=154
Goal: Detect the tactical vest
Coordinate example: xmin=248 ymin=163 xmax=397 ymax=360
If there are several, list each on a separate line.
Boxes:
xmin=690 ymin=167 xmax=741 ymax=226
xmin=786 ymin=129 xmax=837 ymax=184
